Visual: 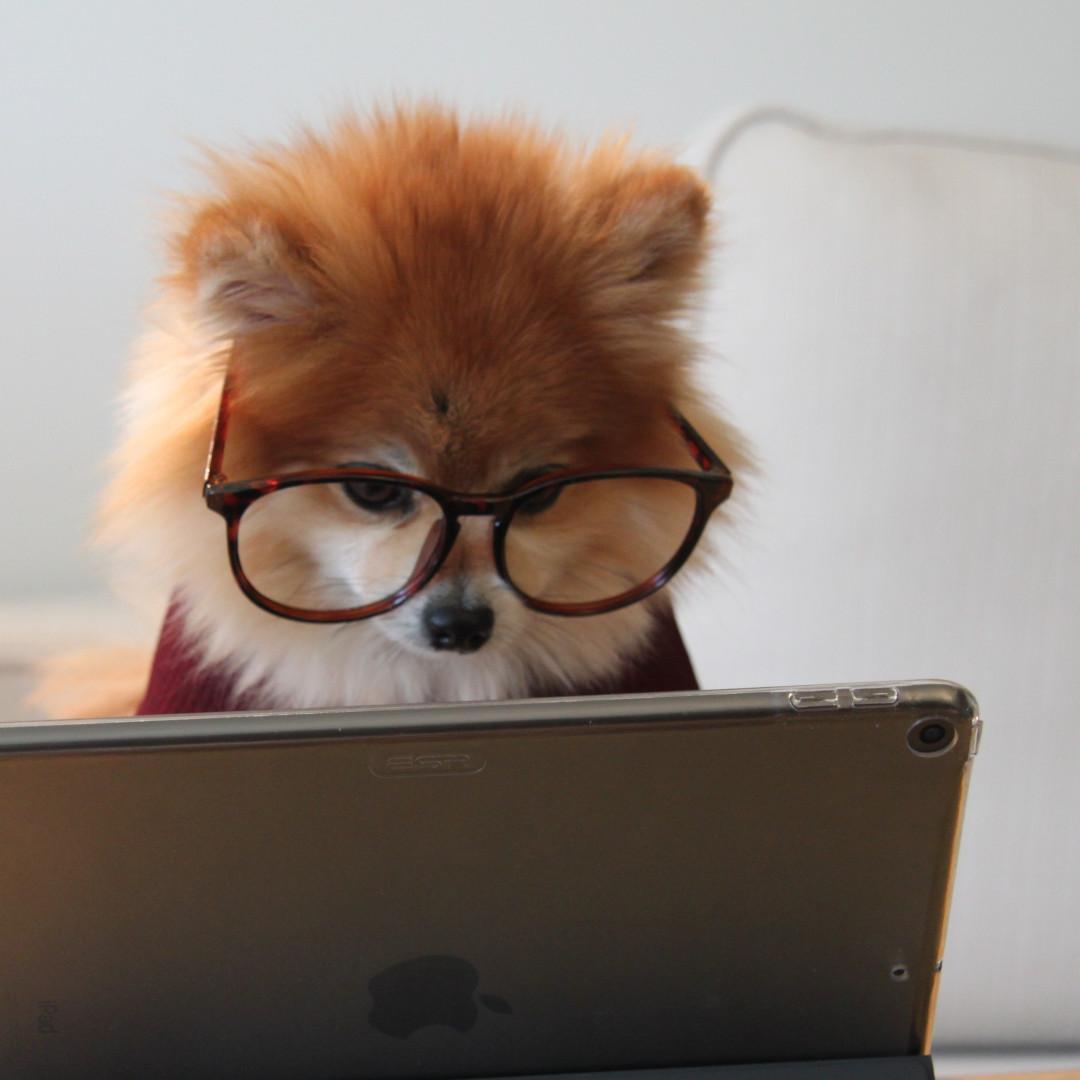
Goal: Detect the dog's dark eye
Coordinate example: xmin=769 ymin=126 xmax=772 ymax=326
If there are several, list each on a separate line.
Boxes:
xmin=513 ymin=467 xmax=564 ymax=517
xmin=343 ymin=479 xmax=414 ymax=513
xmin=517 ymin=484 xmax=562 ymax=516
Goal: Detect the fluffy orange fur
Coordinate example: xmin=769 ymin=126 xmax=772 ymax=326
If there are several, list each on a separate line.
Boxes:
xmin=44 ymin=106 xmax=745 ymax=718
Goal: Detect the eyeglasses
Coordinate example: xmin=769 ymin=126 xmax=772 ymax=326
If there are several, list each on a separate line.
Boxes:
xmin=203 ymin=374 xmax=733 ymax=624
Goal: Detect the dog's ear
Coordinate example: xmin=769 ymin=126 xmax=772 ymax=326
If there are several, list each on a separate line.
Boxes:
xmin=178 ymin=208 xmax=322 ymax=338
xmin=583 ymin=163 xmax=711 ymax=314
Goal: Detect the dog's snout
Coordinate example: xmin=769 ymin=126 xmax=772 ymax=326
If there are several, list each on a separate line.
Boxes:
xmin=423 ymin=602 xmax=494 ymax=653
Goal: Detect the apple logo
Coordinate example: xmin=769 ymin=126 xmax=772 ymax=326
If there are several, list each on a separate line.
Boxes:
xmin=368 ymin=955 xmax=513 ymax=1039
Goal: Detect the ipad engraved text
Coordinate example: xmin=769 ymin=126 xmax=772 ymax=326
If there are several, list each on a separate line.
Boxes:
xmin=370 ymin=752 xmax=486 ymax=778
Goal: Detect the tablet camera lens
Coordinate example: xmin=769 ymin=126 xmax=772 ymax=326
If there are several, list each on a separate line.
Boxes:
xmin=907 ymin=718 xmax=957 ymax=755
xmin=920 ymin=724 xmax=946 ymax=746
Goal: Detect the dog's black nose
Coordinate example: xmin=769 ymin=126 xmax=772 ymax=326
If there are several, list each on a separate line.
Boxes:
xmin=423 ymin=602 xmax=494 ymax=653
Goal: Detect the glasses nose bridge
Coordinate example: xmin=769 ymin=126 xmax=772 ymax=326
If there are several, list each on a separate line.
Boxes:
xmin=431 ymin=498 xmax=503 ymax=579
xmin=447 ymin=494 xmax=513 ymax=519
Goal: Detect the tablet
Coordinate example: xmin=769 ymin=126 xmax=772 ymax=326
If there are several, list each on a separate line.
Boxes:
xmin=0 ymin=681 xmax=978 ymax=1079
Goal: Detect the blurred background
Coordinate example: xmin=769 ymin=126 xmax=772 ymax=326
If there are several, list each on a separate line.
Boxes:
xmin=2 ymin=2 xmax=1078 ymax=1073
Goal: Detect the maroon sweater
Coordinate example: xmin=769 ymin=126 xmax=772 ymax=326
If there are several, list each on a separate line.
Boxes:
xmin=137 ymin=601 xmax=699 ymax=715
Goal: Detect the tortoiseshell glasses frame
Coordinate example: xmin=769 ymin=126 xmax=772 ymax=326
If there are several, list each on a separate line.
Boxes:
xmin=202 ymin=374 xmax=734 ymax=624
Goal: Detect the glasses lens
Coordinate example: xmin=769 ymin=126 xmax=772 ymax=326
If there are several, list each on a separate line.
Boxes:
xmin=503 ymin=476 xmax=699 ymax=607
xmin=236 ymin=480 xmax=445 ymax=613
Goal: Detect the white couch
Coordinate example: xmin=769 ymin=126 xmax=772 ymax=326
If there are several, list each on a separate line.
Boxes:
xmin=679 ymin=108 xmax=1080 ymax=1053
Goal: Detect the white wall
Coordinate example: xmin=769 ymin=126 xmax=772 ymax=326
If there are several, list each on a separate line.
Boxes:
xmin=3 ymin=0 xmax=1080 ymax=600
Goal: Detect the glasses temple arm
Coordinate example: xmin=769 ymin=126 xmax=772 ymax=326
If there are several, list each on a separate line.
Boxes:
xmin=667 ymin=407 xmax=731 ymax=475
xmin=204 ymin=370 xmax=234 ymax=490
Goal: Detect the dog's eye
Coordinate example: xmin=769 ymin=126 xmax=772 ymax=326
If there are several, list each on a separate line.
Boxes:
xmin=517 ymin=484 xmax=562 ymax=516
xmin=513 ymin=467 xmax=565 ymax=517
xmin=343 ymin=479 xmax=414 ymax=513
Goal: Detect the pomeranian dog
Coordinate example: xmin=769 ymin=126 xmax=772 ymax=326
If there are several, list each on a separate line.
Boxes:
xmin=36 ymin=106 xmax=744 ymax=718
